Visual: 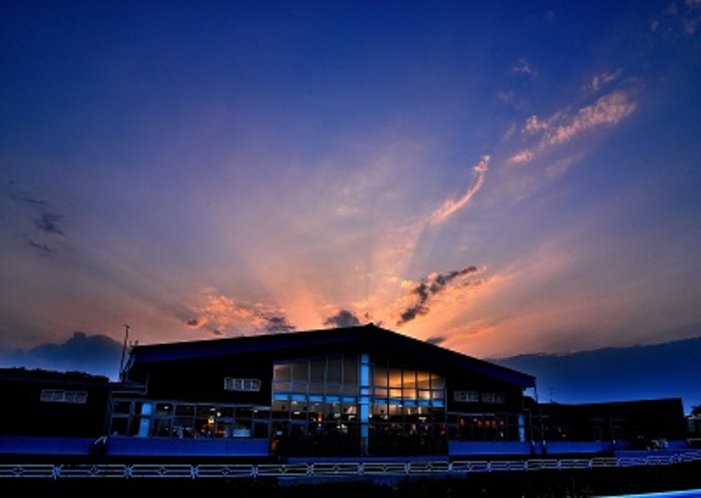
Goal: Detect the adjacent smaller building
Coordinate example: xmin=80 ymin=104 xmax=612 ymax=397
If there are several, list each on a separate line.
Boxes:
xmin=537 ymin=398 xmax=687 ymax=447
xmin=0 ymin=368 xmax=112 ymax=438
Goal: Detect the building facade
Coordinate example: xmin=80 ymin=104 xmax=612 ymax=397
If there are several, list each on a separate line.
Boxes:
xmin=112 ymin=324 xmax=536 ymax=457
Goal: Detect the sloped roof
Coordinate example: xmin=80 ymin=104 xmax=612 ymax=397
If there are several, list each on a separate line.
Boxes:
xmin=125 ymin=323 xmax=535 ymax=388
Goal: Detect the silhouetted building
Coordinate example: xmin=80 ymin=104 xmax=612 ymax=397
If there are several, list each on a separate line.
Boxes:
xmin=113 ymin=324 xmax=536 ymax=457
xmin=0 ymin=368 xmax=112 ymax=438
xmin=535 ymin=398 xmax=687 ymax=449
xmin=0 ymin=325 xmax=692 ymax=462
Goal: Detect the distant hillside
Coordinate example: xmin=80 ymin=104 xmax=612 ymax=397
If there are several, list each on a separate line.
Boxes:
xmin=490 ymin=336 xmax=701 ymax=414
xmin=0 ymin=332 xmax=122 ymax=380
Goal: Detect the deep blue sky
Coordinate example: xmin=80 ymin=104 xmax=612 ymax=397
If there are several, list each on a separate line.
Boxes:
xmin=1 ymin=1 xmax=701 ymax=368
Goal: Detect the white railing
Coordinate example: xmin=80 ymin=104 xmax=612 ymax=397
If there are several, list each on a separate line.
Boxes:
xmin=2 ymin=450 xmax=701 ymax=480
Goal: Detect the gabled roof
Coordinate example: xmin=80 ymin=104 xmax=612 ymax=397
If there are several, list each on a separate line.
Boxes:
xmin=125 ymin=323 xmax=535 ymax=388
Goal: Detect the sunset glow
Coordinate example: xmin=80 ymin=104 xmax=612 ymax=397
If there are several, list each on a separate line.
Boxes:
xmin=1 ymin=1 xmax=700 ymax=372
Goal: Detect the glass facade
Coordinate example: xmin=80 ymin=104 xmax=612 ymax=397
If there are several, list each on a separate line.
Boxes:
xmin=109 ymin=351 xmax=525 ymax=455
xmin=271 ymin=354 xmax=446 ymax=456
xmin=109 ymin=400 xmax=270 ymax=439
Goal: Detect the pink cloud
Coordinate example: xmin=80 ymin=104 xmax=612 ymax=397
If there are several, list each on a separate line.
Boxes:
xmin=508 ymin=89 xmax=637 ymax=165
xmin=430 ymin=156 xmax=490 ymax=224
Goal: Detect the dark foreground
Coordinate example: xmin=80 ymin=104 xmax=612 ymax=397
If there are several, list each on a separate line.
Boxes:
xmin=4 ymin=461 xmax=701 ymax=497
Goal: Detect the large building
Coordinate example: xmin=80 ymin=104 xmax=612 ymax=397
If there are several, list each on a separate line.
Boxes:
xmin=0 ymin=324 xmax=689 ymax=463
xmin=112 ymin=323 xmax=536 ymax=458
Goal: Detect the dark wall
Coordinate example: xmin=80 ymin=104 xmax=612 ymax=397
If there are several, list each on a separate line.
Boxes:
xmin=138 ymin=352 xmax=275 ymax=405
xmin=446 ymin=371 xmax=525 ymax=413
xmin=540 ymin=398 xmax=687 ymax=442
xmin=0 ymin=376 xmax=111 ymax=437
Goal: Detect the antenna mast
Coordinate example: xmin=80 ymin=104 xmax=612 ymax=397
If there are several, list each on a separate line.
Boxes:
xmin=118 ymin=324 xmax=130 ymax=381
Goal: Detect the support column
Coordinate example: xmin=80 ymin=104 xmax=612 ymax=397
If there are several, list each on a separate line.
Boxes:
xmin=359 ymin=353 xmax=370 ymax=455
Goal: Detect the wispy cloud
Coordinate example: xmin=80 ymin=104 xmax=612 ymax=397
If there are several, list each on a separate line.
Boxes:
xmin=25 ymin=237 xmax=55 ymax=255
xmin=653 ymin=0 xmax=701 ymax=37
xmin=512 ymin=58 xmax=538 ymax=77
xmin=7 ymin=181 xmax=50 ymax=208
xmin=588 ymin=69 xmax=622 ymax=93
xmin=430 ymin=155 xmax=490 ymax=224
xmin=509 ymin=89 xmax=637 ymax=165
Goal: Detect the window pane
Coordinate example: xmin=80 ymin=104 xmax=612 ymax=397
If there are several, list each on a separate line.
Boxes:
xmin=310 ymin=359 xmax=325 ymax=383
xmin=416 ymin=371 xmax=431 ymax=389
xmin=431 ymin=373 xmax=444 ymax=390
xmin=218 ymin=407 xmax=234 ymax=418
xmin=343 ymin=356 xmax=358 ymax=385
xmin=113 ymin=400 xmax=131 ymax=414
xmin=402 ymin=369 xmax=417 ymax=389
xmin=327 ymin=357 xmax=342 ymax=384
xmin=175 ymin=404 xmax=195 ymax=416
xmin=155 ymin=403 xmax=173 ymax=416
xmin=291 ymin=361 xmax=309 ymax=383
xmin=373 ymin=364 xmax=387 ymax=387
xmin=388 ymin=368 xmax=402 ymax=388
xmin=274 ymin=364 xmax=291 ymax=382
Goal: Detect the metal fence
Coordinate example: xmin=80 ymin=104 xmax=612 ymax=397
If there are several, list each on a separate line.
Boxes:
xmin=2 ymin=450 xmax=701 ymax=480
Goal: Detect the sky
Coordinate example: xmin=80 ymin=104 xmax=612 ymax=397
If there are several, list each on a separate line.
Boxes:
xmin=2 ymin=1 xmax=701 ymax=376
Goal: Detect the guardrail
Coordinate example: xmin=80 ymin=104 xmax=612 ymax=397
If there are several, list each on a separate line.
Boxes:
xmin=2 ymin=450 xmax=701 ymax=480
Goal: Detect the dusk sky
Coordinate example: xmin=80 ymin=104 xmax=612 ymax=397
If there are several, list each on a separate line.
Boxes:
xmin=2 ymin=1 xmax=701 ymax=373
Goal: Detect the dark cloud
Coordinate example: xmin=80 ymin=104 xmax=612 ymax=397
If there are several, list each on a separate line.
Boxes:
xmin=397 ymin=265 xmax=481 ymax=326
xmin=0 ymin=331 xmax=123 ymax=379
xmin=34 ymin=212 xmax=64 ymax=235
xmin=425 ymin=335 xmax=447 ymax=346
xmin=323 ymin=310 xmax=361 ymax=328
xmin=398 ymin=304 xmax=429 ymax=325
xmin=26 ymin=237 xmax=55 ymax=255
xmin=264 ymin=316 xmax=296 ymax=334
xmin=8 ymin=184 xmax=66 ymax=254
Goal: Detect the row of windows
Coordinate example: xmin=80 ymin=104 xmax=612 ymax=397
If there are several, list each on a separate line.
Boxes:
xmin=447 ymin=413 xmax=526 ymax=442
xmin=273 ymin=357 xmax=446 ymax=390
xmin=272 ymin=357 xmax=445 ymax=406
xmin=40 ymin=389 xmax=88 ymax=404
xmin=110 ymin=397 xmax=527 ymax=443
xmin=454 ymin=391 xmax=505 ymax=404
xmin=110 ymin=400 xmax=270 ymax=438
xmin=224 ymin=377 xmax=261 ymax=392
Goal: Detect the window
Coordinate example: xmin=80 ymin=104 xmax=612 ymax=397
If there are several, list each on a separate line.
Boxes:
xmin=40 ymin=389 xmax=87 ymax=404
xmin=481 ymin=392 xmax=505 ymax=404
xmin=224 ymin=377 xmax=261 ymax=392
xmin=64 ymin=391 xmax=88 ymax=403
xmin=454 ymin=390 xmax=479 ymax=402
